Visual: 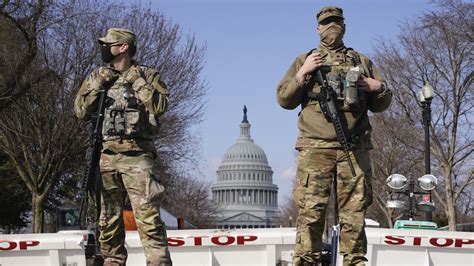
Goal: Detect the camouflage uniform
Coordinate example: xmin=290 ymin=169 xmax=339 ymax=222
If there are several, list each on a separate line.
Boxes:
xmin=276 ymin=7 xmax=392 ymax=266
xmin=74 ymin=28 xmax=171 ymax=266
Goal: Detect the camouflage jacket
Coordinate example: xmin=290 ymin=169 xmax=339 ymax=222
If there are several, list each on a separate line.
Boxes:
xmin=74 ymin=62 xmax=168 ymax=153
xmin=276 ymin=47 xmax=392 ymax=149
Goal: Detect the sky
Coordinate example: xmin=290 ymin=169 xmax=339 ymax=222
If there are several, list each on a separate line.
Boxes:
xmin=149 ymin=0 xmax=435 ymax=204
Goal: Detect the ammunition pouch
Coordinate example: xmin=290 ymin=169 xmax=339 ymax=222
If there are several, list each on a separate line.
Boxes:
xmin=102 ymin=79 xmax=159 ymax=139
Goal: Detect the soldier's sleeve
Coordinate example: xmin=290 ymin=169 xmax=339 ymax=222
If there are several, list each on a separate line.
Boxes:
xmin=276 ymin=55 xmax=308 ymax=110
xmin=361 ymin=56 xmax=392 ymax=113
xmin=132 ymin=67 xmax=168 ymax=116
xmin=74 ymin=69 xmax=102 ymax=121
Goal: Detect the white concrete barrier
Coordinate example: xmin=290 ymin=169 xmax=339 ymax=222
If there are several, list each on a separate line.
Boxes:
xmin=0 ymin=230 xmax=86 ymax=266
xmin=366 ymin=228 xmax=474 ymax=266
xmin=1 ymin=227 xmax=473 ymax=265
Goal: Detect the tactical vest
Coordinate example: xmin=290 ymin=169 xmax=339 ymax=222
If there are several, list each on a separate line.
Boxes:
xmin=305 ymin=48 xmax=367 ymax=113
xmin=102 ymin=70 xmax=158 ymax=141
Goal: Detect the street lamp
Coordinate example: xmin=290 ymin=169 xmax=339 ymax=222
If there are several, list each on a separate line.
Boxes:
xmin=418 ymin=82 xmax=434 ymax=221
xmin=385 ymin=173 xmax=438 ymax=220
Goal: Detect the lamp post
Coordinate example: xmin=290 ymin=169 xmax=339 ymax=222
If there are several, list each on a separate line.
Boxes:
xmin=385 ymin=173 xmax=438 ymax=224
xmin=418 ymin=82 xmax=434 ymax=222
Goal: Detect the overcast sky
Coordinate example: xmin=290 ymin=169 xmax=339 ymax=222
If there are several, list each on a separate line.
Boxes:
xmin=150 ymin=0 xmax=435 ymax=204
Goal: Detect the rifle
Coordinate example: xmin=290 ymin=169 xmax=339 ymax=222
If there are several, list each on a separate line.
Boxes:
xmin=78 ymin=86 xmax=109 ymax=229
xmin=330 ymin=172 xmax=340 ymax=266
xmin=320 ymin=169 xmax=341 ymax=266
xmin=307 ymin=68 xmax=356 ymax=177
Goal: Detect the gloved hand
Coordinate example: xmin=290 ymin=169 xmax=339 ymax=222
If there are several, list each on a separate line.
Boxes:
xmin=124 ymin=65 xmax=142 ymax=86
xmin=97 ymin=67 xmax=119 ymax=88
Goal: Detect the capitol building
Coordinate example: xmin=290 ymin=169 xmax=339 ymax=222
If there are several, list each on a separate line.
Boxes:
xmin=211 ymin=107 xmax=279 ymax=229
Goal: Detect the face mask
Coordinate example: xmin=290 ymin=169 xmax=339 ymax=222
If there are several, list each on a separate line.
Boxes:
xmin=100 ymin=45 xmax=117 ymax=63
xmin=319 ymin=22 xmax=345 ymax=51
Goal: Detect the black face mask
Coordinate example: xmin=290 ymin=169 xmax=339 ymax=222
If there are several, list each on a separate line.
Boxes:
xmin=100 ymin=45 xmax=117 ymax=63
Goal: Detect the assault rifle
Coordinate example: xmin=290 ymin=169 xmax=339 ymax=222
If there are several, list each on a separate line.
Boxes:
xmin=329 ymin=174 xmax=340 ymax=266
xmin=320 ymin=168 xmax=341 ymax=266
xmin=78 ymin=87 xmax=109 ymax=229
xmin=307 ymin=69 xmax=356 ymax=177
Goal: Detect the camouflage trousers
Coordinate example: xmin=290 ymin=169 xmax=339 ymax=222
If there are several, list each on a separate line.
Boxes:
xmin=99 ymin=150 xmax=172 ymax=265
xmin=292 ymin=148 xmax=372 ymax=266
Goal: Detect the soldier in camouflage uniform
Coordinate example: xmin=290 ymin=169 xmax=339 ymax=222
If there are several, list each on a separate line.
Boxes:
xmin=74 ymin=28 xmax=172 ymax=266
xmin=276 ymin=7 xmax=392 ymax=266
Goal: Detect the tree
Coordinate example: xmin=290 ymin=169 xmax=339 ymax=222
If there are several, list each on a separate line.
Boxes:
xmin=277 ymin=189 xmax=298 ymax=227
xmin=161 ymin=167 xmax=218 ymax=229
xmin=0 ymin=0 xmax=208 ymax=232
xmin=373 ymin=0 xmax=473 ymax=230
xmin=0 ymin=152 xmax=30 ymax=232
xmin=0 ymin=0 xmax=50 ymax=111
xmin=367 ymin=114 xmax=426 ymax=228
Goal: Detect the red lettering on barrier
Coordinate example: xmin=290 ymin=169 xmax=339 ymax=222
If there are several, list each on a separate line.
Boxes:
xmin=168 ymin=235 xmax=258 ymax=246
xmin=429 ymin=238 xmax=453 ymax=247
xmin=413 ymin=237 xmax=422 ymax=246
xmin=0 ymin=241 xmax=17 ymax=251
xmin=189 ymin=236 xmax=208 ymax=246
xmin=385 ymin=235 xmax=474 ymax=248
xmin=19 ymin=240 xmax=39 ymax=250
xmin=167 ymin=237 xmax=185 ymax=247
xmin=237 ymin=235 xmax=257 ymax=245
xmin=454 ymin=239 xmax=474 ymax=248
xmin=384 ymin=235 xmax=405 ymax=245
xmin=211 ymin=236 xmax=235 ymax=245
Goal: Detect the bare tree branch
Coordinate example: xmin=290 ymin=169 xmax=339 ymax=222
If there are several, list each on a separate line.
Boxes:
xmin=373 ymin=0 xmax=473 ymax=230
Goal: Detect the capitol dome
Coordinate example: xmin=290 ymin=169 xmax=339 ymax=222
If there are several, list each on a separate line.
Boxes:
xmin=221 ymin=141 xmax=268 ymax=165
xmin=211 ymin=106 xmax=279 ymax=229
